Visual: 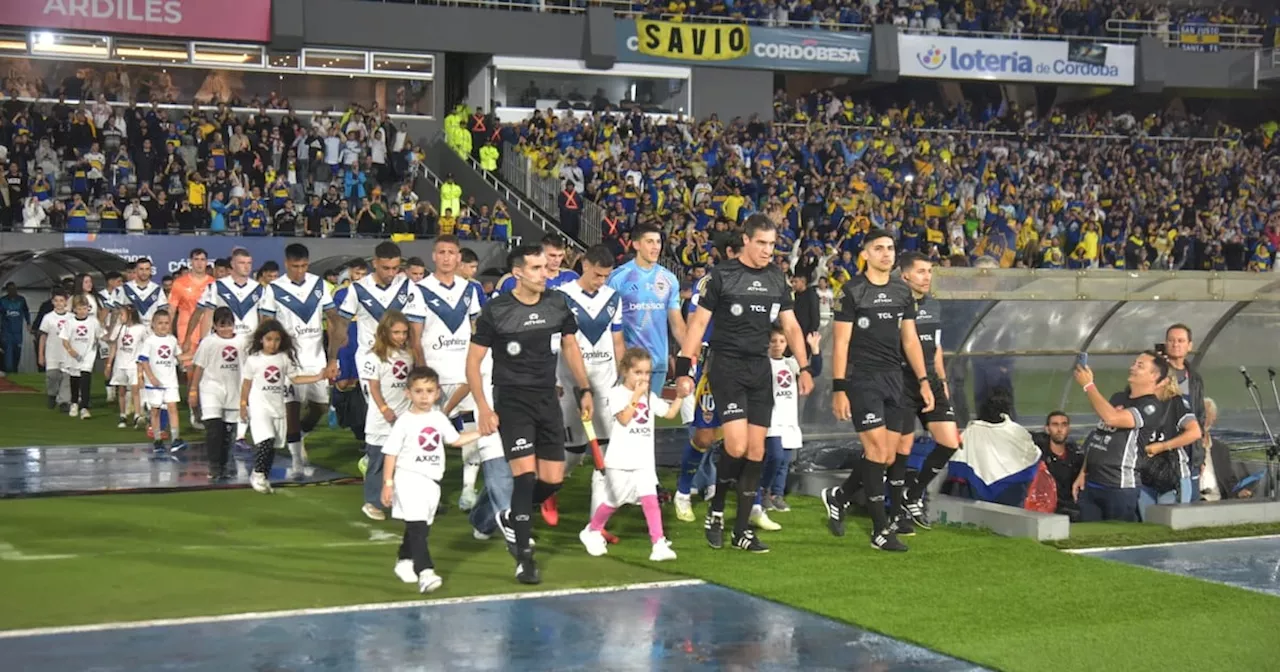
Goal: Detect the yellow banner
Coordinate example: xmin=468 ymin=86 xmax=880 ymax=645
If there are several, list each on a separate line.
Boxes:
xmin=635 ymin=19 xmax=750 ymax=62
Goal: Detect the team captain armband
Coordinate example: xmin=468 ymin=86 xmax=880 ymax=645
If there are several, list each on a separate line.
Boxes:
xmin=674 ymin=356 xmax=693 ymax=379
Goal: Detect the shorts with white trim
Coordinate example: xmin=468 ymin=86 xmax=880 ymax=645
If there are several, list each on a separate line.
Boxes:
xmin=848 ymin=370 xmax=915 ymax=434
xmin=705 ymin=352 xmax=772 ymax=427
xmin=198 ymin=382 xmax=240 ymax=422
xmin=595 ymin=467 xmax=658 ymax=509
xmin=287 ymin=377 xmax=330 ymax=406
xmin=248 ymin=410 xmax=287 ymax=449
xmin=494 ymin=386 xmax=565 ymax=462
xmin=109 ymin=365 xmax=138 ymax=387
xmin=903 ymin=373 xmax=957 ymax=426
xmin=143 ymin=386 xmax=180 ymax=409
xmin=391 ymin=472 xmax=442 ymax=524
xmin=561 ymin=364 xmax=615 ymax=447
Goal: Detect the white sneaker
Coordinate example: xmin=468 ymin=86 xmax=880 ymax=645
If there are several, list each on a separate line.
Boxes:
xmin=79 ymin=408 xmax=91 ymax=419
xmin=703 ymin=484 xmax=716 ymax=501
xmin=458 ymin=488 xmax=478 ymax=512
xmin=134 ymin=415 xmax=146 ymax=429
xmin=393 ymin=559 xmax=417 ymax=584
xmin=117 ymin=417 xmax=127 ymax=429
xmin=250 ymin=472 xmax=273 ymax=494
xmin=472 ymin=528 xmax=492 ymax=541
xmin=68 ymin=403 xmax=79 ymax=417
xmin=418 ymin=569 xmax=443 ymax=594
xmin=189 ymin=412 xmax=205 ymax=431
xmin=750 ymin=504 xmax=782 ymax=531
xmin=579 ymin=526 xmax=608 ymax=557
xmin=649 ymin=537 xmax=677 ymax=562
xmin=674 ymin=493 xmax=695 ymax=522
xmin=362 ymin=503 xmax=386 ymax=521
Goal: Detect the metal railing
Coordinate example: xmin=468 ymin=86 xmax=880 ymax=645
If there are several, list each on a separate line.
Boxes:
xmin=771 ymin=122 xmax=1230 ymax=144
xmin=1104 ymin=18 xmax=1265 ymax=50
xmin=446 ymin=141 xmax=585 ymax=251
xmin=499 ymin=148 xmax=602 ymax=248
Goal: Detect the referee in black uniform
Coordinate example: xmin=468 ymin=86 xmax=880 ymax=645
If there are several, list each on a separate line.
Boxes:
xmin=676 ymin=214 xmax=813 ymax=553
xmin=822 ymin=230 xmax=933 ymax=552
xmin=892 ymin=251 xmax=960 ymax=534
xmin=467 ymin=244 xmax=595 ymax=584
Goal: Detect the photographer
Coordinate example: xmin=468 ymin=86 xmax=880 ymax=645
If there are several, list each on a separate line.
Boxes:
xmin=1070 ymin=352 xmax=1199 ymax=522
xmin=1162 ymin=324 xmax=1207 ymax=501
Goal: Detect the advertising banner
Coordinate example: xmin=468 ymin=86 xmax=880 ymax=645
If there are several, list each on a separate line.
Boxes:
xmin=898 ymin=35 xmax=1135 ymax=86
xmin=1 ymin=0 xmax=272 ymax=43
xmin=64 ymin=234 xmax=284 ymax=276
xmin=1179 ymin=23 xmax=1221 ymax=52
xmin=616 ymin=19 xmax=870 ymax=74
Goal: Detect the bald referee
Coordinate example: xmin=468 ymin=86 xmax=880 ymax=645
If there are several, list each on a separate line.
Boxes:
xmin=676 ymin=215 xmax=813 ymax=553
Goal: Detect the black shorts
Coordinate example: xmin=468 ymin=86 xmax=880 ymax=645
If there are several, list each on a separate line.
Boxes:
xmin=903 ymin=373 xmax=957 ymax=426
xmin=848 ymin=370 xmax=915 ymax=434
xmin=494 ymin=387 xmax=565 ymax=462
xmin=706 ymin=352 xmax=773 ymax=428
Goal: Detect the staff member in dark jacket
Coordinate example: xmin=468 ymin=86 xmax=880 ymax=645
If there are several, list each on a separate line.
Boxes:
xmin=1031 ymin=411 xmax=1083 ymax=519
xmin=1164 ymin=323 xmax=1206 ymax=499
xmin=790 ymin=270 xmax=822 ymax=423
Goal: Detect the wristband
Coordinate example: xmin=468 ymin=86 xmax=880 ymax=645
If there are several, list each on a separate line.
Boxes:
xmin=937 ymin=378 xmax=948 ymax=383
xmin=575 ymin=387 xmax=591 ymax=402
xmin=832 ymin=379 xmax=850 ymax=394
xmin=1083 ymin=382 xmax=1096 ymax=393
xmin=799 ymin=364 xmax=812 ymax=375
xmin=674 ymin=356 xmax=693 ymax=379
xmin=379 ymin=405 xmax=390 ymax=413
xmin=383 ymin=480 xmax=394 ymax=487
xmin=918 ymin=376 xmax=929 ymax=383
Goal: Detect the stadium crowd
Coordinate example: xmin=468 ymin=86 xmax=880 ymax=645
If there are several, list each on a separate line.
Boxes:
xmin=501 ymin=98 xmax=1280 ymax=285
xmin=0 ymin=89 xmax=517 ymax=240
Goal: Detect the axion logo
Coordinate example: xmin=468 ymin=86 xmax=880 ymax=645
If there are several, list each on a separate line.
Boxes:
xmin=121 ymin=333 xmax=134 ymax=347
xmin=263 ymin=365 xmax=282 ymax=384
xmin=391 ymin=360 xmax=409 ymax=380
xmin=157 ymin=345 xmax=172 ymax=359
xmin=75 ymin=325 xmax=88 ymax=337
xmin=221 ymin=346 xmax=238 ymax=363
xmin=418 ymin=427 xmax=442 ymax=452
xmin=633 ymin=401 xmax=650 ymax=424
xmin=776 ymin=369 xmax=792 ymax=389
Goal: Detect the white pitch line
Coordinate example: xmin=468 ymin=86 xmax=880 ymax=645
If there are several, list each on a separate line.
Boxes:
xmin=0 ymin=579 xmax=706 ymax=639
xmin=1064 ymin=533 xmax=1280 ymax=554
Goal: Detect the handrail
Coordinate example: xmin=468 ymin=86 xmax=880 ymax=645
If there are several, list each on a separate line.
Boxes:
xmin=441 ymin=137 xmax=585 ymax=251
xmin=9 ymin=95 xmax=433 ymax=122
xmin=769 ymin=121 xmax=1232 ymax=144
xmin=1103 ymin=18 xmax=1265 ymax=50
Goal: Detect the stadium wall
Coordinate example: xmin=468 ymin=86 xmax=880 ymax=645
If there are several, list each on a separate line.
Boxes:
xmin=691 ymin=67 xmax=773 ymax=121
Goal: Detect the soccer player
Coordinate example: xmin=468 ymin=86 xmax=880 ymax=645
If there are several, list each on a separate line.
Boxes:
xmin=467 ymin=244 xmax=594 ymax=585
xmin=608 ymin=222 xmax=686 ymax=393
xmin=403 ymin=236 xmax=484 ymax=508
xmin=822 ymin=230 xmax=934 ymax=552
xmin=115 ymin=257 xmax=169 ymax=332
xmin=259 ymin=244 xmax=344 ymax=477
xmin=674 ymin=238 xmax=741 ymax=523
xmin=675 ymin=215 xmax=813 ymax=553
xmin=893 ymin=252 xmax=961 ymax=533
xmin=170 ymin=248 xmax=215 ymax=428
xmin=496 ymin=234 xmax=579 ymax=294
xmin=458 ymin=247 xmax=487 ymax=308
xmin=405 ymin=257 xmax=427 ymax=283
xmin=335 ymin=242 xmax=416 ymax=354
xmin=555 ymin=244 xmax=625 ymax=527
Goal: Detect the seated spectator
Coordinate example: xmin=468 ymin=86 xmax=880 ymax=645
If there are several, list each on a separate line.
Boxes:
xmin=948 ymin=387 xmax=1042 ymax=507
xmin=1032 ymin=411 xmax=1083 ymax=520
xmin=1202 ymin=398 xmax=1270 ymax=501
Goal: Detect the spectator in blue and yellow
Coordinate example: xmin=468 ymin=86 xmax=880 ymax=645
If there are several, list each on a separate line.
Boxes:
xmin=65 ymin=193 xmax=89 ymax=234
xmin=242 ymin=199 xmax=268 ymax=236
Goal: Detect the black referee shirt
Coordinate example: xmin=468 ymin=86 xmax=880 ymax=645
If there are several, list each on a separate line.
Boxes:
xmin=835 ymin=275 xmax=917 ymax=373
xmin=909 ymin=294 xmax=941 ymax=367
xmin=472 ymin=291 xmax=577 ymax=390
xmin=698 ymin=259 xmax=793 ymax=359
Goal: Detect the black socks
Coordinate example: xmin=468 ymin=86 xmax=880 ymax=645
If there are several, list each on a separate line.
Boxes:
xmin=405 ymin=521 xmax=432 ymax=574
xmin=734 ymin=459 xmax=763 ymax=536
xmin=532 ymin=479 xmax=562 ymax=505
xmin=711 ymin=452 xmax=747 ymax=514
xmin=906 ymin=445 xmax=957 ymax=502
xmin=510 ymin=472 xmax=535 ymax=552
xmin=888 ymin=452 xmax=910 ymax=513
xmin=862 ymin=458 xmax=889 ymax=534
xmin=253 ymin=440 xmax=275 ymax=474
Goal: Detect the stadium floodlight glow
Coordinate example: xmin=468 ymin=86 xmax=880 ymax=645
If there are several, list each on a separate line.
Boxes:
xmin=35 ymin=32 xmax=53 ymax=46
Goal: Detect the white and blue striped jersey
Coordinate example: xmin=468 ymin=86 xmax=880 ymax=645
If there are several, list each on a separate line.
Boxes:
xmin=259 ymin=273 xmax=334 ymax=372
xmin=199 ymin=277 xmax=265 ymax=345
xmin=337 ymin=274 xmax=416 ymax=352
xmin=404 ymin=274 xmax=482 ymax=385
xmin=114 ymin=280 xmax=168 ymax=326
xmin=557 ymin=281 xmax=623 ymax=381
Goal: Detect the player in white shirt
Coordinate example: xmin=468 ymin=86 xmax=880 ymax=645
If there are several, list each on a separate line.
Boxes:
xmin=188 ymin=307 xmax=243 ymax=482
xmin=358 ymin=311 xmax=415 ymax=521
xmin=403 ymin=236 xmax=485 ymax=510
xmin=137 ymin=310 xmax=186 ymax=453
xmin=185 ymin=248 xmax=265 ymax=446
xmin=579 ymin=348 xmax=684 ymax=562
xmin=60 ymin=295 xmax=105 ymax=419
xmin=259 ymin=244 xmax=342 ymax=477
xmin=113 ymin=257 xmax=169 ymax=331
xmin=380 ymin=366 xmax=481 ymax=593
xmin=105 ymin=304 xmax=147 ymax=428
xmin=37 ymin=291 xmax=72 ymax=410
xmin=335 ymin=241 xmax=416 ymax=354
xmin=239 ymin=319 xmax=326 ymax=494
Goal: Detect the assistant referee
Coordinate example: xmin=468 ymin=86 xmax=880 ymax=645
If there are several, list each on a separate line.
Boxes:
xmin=676 ymin=214 xmax=813 ymax=554
xmin=467 ymin=244 xmax=595 ymax=585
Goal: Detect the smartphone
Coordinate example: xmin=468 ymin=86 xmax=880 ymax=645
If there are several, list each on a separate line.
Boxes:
xmin=1154 ymin=343 xmax=1167 ymax=356
xmin=1075 ymin=352 xmax=1088 ymax=368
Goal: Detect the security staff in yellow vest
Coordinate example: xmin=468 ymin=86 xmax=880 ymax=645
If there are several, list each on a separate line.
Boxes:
xmin=479 ymin=141 xmax=499 ymax=172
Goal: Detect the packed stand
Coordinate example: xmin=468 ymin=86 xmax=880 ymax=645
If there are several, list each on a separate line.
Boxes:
xmin=0 ymin=88 xmax=491 ymax=238
xmin=500 ymin=100 xmax=1280 ymax=288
